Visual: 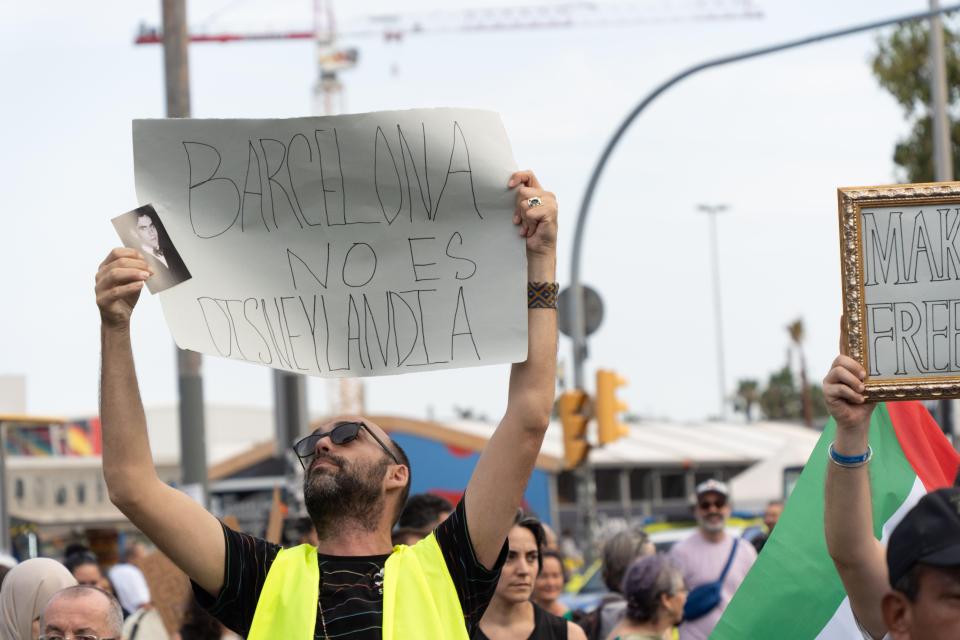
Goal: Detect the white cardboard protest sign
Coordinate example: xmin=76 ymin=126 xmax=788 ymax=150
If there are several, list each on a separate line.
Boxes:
xmin=133 ymin=108 xmax=527 ymax=377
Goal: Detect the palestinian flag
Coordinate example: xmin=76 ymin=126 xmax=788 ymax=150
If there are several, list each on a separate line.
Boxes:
xmin=713 ymin=402 xmax=960 ymax=639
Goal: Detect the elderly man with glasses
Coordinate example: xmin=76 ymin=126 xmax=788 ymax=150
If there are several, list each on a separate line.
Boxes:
xmin=95 ymin=170 xmax=558 ymax=640
xmin=38 ymin=586 xmax=123 ymax=640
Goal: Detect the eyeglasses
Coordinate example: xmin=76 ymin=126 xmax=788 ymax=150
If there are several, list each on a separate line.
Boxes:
xmin=698 ymin=498 xmax=727 ymax=510
xmin=40 ymin=635 xmax=116 ymax=640
xmin=292 ymin=421 xmax=399 ymax=470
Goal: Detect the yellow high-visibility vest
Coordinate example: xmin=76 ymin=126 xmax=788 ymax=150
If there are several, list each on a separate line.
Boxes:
xmin=248 ymin=533 xmax=469 ymax=639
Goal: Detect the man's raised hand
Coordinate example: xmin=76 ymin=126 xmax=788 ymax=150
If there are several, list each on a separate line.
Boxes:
xmin=509 ymin=170 xmax=557 ymax=258
xmin=95 ymin=248 xmax=152 ymax=329
xmin=823 ymin=354 xmax=875 ymax=432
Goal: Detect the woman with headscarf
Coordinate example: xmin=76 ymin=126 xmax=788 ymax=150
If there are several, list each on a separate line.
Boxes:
xmin=607 ymin=554 xmax=687 ymax=640
xmin=0 ymin=557 xmax=77 ymax=639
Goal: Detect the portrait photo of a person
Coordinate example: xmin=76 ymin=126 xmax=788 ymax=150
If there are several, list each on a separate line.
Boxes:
xmin=112 ymin=204 xmax=191 ymax=294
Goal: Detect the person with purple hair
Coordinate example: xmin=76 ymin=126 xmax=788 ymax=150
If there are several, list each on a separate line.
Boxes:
xmin=608 ymin=555 xmax=687 ymax=640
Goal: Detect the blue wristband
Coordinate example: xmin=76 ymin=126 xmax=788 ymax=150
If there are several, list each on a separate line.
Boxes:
xmin=828 ymin=442 xmax=873 ymax=467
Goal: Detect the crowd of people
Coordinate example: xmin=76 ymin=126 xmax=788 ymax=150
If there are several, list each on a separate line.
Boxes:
xmin=2 ymin=166 xmax=959 ymax=640
xmin=0 ymin=540 xmax=242 ymax=639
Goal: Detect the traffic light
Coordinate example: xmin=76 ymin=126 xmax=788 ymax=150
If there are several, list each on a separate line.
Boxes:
xmin=596 ymin=369 xmax=629 ymax=445
xmin=558 ymin=389 xmax=589 ymax=468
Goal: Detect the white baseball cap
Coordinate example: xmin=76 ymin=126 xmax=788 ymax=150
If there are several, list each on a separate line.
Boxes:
xmin=695 ymin=479 xmax=730 ymax=498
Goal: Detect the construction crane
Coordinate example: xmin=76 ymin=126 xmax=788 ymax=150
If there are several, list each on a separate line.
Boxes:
xmin=135 ymin=0 xmax=763 ymax=129
xmin=134 ymin=0 xmax=762 ymax=415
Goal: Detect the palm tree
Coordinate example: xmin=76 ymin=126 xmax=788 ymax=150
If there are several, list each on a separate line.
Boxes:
xmin=735 ymin=379 xmax=760 ymax=423
xmin=787 ymin=318 xmax=813 ymax=427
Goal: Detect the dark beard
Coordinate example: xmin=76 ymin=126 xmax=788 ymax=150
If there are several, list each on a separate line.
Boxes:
xmin=303 ymin=452 xmax=388 ymax=540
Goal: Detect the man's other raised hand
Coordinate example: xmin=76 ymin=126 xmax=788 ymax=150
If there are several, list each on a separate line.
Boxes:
xmin=509 ymin=170 xmax=557 ymax=259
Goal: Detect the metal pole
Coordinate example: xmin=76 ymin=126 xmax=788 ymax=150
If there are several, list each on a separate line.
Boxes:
xmin=274 ymin=372 xmax=309 ymax=454
xmin=929 ymin=0 xmax=956 ymax=439
xmin=163 ymin=0 xmax=209 ymax=507
xmin=567 ymin=3 xmax=960 ymax=551
xmin=699 ymin=204 xmax=729 ymax=417
xmin=163 ymin=0 xmax=190 ymax=120
xmin=930 ymin=0 xmax=953 ymax=182
xmin=574 ymin=463 xmax=597 ymax=561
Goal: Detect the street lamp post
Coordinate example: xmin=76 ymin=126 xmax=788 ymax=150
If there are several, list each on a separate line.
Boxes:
xmin=698 ymin=204 xmax=729 ymax=418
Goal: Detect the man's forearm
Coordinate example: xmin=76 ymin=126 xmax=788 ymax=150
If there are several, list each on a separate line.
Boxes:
xmin=506 ymin=254 xmax=558 ymax=425
xmin=824 ymin=418 xmax=890 ymax=637
xmin=824 ymin=422 xmax=875 ymax=564
xmin=464 ymin=253 xmax=557 ymax=567
xmin=100 ymin=325 xmax=161 ymax=505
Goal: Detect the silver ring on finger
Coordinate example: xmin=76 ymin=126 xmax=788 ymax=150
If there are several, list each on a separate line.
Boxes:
xmin=527 ymin=196 xmax=543 ymax=208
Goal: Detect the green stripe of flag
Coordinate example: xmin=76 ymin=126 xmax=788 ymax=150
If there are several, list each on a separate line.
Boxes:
xmin=712 ymin=404 xmax=916 ymax=639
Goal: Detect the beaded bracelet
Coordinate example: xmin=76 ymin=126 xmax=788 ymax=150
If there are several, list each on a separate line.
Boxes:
xmin=828 ymin=442 xmax=873 ymax=468
xmin=528 ymin=282 xmax=559 ymax=309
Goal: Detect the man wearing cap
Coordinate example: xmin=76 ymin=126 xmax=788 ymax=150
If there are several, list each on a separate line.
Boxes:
xmin=667 ymin=479 xmax=757 ymax=640
xmin=824 ymin=354 xmax=960 ymax=640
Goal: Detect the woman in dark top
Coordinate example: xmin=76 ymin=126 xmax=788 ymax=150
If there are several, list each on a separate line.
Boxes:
xmin=473 ymin=516 xmax=586 ymax=640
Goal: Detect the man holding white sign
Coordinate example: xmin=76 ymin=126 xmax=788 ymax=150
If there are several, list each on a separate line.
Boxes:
xmin=96 ymin=159 xmax=557 ymax=640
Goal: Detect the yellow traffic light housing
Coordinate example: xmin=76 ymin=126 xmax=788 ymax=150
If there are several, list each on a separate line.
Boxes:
xmin=596 ymin=369 xmax=629 ymax=445
xmin=558 ymin=389 xmax=590 ymax=468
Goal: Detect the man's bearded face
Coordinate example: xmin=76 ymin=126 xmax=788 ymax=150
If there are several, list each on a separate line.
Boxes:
xmin=303 ymin=449 xmax=389 ymax=535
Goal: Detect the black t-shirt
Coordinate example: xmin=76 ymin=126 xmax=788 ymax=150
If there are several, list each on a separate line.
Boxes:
xmin=193 ymin=499 xmax=507 ymax=639
xmin=472 ymin=603 xmax=568 ymax=640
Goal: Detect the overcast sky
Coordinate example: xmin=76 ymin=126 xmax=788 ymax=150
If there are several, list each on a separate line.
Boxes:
xmin=0 ymin=0 xmax=942 ymax=425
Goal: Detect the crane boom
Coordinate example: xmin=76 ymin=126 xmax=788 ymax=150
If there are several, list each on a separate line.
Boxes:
xmin=134 ymin=0 xmax=762 ymax=45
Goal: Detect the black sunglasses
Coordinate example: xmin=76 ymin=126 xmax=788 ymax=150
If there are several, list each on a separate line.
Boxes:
xmin=292 ymin=421 xmax=399 ymax=470
xmin=698 ymin=498 xmax=727 ymax=510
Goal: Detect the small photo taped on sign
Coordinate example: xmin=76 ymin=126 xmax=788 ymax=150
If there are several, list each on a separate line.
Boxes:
xmin=112 ymin=204 xmax=192 ymax=294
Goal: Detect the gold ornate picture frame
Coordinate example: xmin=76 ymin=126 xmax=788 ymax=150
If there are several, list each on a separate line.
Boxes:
xmin=839 ymin=181 xmax=960 ymax=401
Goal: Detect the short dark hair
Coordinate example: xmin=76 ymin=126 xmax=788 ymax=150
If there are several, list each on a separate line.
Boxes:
xmin=398 ymin=493 xmax=453 ymax=530
xmin=63 ymin=543 xmax=92 ymax=558
xmin=64 ymin=551 xmax=99 ymax=573
xmin=894 ymin=563 xmax=925 ymax=601
xmin=181 ymin=597 xmax=225 ymax=639
xmin=514 ymin=513 xmax=546 ymax=572
xmin=391 ymin=439 xmax=412 ymax=526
